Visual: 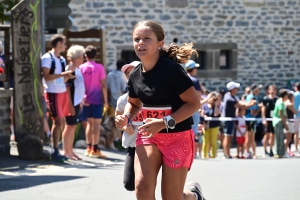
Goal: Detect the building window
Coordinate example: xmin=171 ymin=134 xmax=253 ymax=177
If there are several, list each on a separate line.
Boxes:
xmin=191 ymin=51 xmax=205 ymax=70
xmin=192 ymin=43 xmax=238 ymax=78
xmin=121 ymin=50 xmax=140 ymax=63
xmin=219 ymin=50 xmax=231 ymax=70
xmin=166 ymin=0 xmax=188 ymax=7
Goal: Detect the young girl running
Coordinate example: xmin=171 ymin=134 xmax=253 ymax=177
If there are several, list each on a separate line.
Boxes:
xmin=115 ymin=20 xmax=205 ymax=200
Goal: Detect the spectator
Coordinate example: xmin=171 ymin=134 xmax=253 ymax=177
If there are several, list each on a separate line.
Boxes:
xmin=80 ymin=45 xmax=108 ymax=158
xmin=62 ymin=45 xmax=86 ymax=160
xmin=0 ymin=40 xmax=4 ymax=68
xmin=0 ymin=40 xmax=15 ymax=141
xmin=245 ymin=84 xmax=263 ymax=159
xmin=115 ymin=61 xmax=141 ymax=191
xmin=185 ymin=60 xmax=202 ymax=157
xmin=241 ymin=87 xmax=251 ymax=101
xmin=235 ymin=108 xmax=246 ymax=158
xmin=42 ymin=34 xmax=74 ymax=161
xmin=283 ymin=92 xmax=297 ymax=157
xmin=107 ymin=59 xmax=127 ymax=115
xmin=218 ymin=88 xmax=227 ymax=149
xmin=201 ymin=92 xmax=221 ymax=158
xmin=222 ymin=81 xmax=255 ymax=159
xmin=272 ymin=89 xmax=289 ymax=158
xmin=293 ymin=82 xmax=300 ymax=156
xmin=262 ymin=85 xmax=278 ymax=157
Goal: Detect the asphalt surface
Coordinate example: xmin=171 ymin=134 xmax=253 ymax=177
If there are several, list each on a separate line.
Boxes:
xmin=0 ymin=144 xmax=300 ymax=200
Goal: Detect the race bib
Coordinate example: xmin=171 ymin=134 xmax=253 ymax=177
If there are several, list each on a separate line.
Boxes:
xmin=132 ymin=111 xmax=143 ymax=122
xmin=270 ymin=110 xmax=274 ymax=117
xmin=54 ymin=77 xmax=64 ymax=86
xmin=141 ymin=106 xmax=172 ymax=119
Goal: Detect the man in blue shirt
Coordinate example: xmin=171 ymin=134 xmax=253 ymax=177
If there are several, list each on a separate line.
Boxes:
xmin=185 ymin=60 xmax=202 ymax=157
xmin=245 ymin=84 xmax=263 ymax=159
xmin=293 ymin=82 xmax=300 ymax=156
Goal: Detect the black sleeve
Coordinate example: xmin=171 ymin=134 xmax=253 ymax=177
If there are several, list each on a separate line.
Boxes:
xmin=127 ymin=76 xmax=138 ymax=98
xmin=262 ymin=97 xmax=267 ymax=106
xmin=169 ymin=65 xmax=193 ymax=96
xmin=65 ymin=71 xmax=75 ymax=87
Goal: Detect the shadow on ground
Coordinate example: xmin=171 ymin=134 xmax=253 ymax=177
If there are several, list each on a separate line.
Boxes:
xmin=0 ymin=143 xmax=126 ymax=174
xmin=0 ymin=175 xmax=85 ymax=192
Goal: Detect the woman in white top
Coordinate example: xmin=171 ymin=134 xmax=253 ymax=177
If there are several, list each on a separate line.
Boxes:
xmin=62 ymin=45 xmax=86 ymax=160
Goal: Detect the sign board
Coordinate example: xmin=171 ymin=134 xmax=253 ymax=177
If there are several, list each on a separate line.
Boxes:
xmin=45 ymin=0 xmax=72 ymax=29
xmin=11 ymin=0 xmax=44 ymax=140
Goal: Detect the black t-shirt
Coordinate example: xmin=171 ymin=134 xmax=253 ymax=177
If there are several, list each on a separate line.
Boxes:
xmin=262 ymin=96 xmax=278 ymax=118
xmin=66 ymin=71 xmax=76 ymax=105
xmin=222 ymin=92 xmax=239 ymax=117
xmin=203 ymin=104 xmax=220 ymax=128
xmin=128 ymin=56 xmax=194 ymax=133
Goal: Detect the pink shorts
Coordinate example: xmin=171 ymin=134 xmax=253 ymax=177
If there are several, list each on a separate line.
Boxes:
xmin=136 ymin=129 xmax=195 ymax=170
xmin=45 ymin=91 xmax=71 ymax=118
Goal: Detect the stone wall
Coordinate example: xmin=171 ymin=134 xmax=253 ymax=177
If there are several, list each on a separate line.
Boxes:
xmin=23 ymin=1 xmax=300 ymax=91
xmin=0 ymin=89 xmax=12 ymax=155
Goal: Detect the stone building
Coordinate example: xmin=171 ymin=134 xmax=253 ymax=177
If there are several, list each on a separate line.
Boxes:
xmin=68 ymin=0 xmax=300 ymax=91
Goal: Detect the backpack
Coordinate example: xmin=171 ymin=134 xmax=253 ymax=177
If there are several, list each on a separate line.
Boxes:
xmin=48 ymin=52 xmax=65 ymax=74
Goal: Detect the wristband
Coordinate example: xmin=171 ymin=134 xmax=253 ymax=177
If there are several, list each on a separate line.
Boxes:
xmin=125 ymin=113 xmax=132 ymax=125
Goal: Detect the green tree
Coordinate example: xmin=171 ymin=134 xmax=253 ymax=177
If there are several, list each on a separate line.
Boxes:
xmin=0 ymin=0 xmax=20 ymax=24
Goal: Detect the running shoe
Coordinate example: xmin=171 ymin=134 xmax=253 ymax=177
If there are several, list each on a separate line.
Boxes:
xmin=245 ymin=152 xmax=252 ymax=159
xmin=223 ymin=155 xmax=232 ymax=159
xmin=89 ymin=150 xmax=106 ymax=158
xmin=288 ymin=151 xmax=294 ymax=157
xmin=84 ymin=147 xmax=91 ymax=156
xmin=185 ymin=181 xmax=206 ymax=200
xmin=51 ymin=152 xmax=68 ymax=162
xmin=284 ymin=153 xmax=290 ymax=158
xmin=264 ymin=153 xmax=270 ymax=158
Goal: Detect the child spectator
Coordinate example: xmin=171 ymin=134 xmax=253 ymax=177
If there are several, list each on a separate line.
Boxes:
xmin=236 ymin=108 xmax=246 ymax=158
xmin=195 ymin=123 xmax=203 ymax=158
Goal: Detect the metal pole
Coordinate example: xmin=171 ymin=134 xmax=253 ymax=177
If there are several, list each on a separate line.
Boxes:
xmin=41 ymin=0 xmax=45 ymax=54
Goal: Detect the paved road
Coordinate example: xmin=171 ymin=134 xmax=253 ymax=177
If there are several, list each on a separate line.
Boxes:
xmin=0 ymin=145 xmax=299 ymax=200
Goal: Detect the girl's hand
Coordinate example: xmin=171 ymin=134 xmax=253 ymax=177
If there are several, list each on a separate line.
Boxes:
xmin=138 ymin=118 xmax=165 ymax=138
xmin=124 ymin=124 xmax=135 ymax=135
xmin=115 ymin=114 xmax=128 ymax=129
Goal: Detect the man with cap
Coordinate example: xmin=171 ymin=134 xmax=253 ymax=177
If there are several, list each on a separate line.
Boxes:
xmin=222 ymin=81 xmax=256 ymax=159
xmin=244 ymin=84 xmax=264 ymax=159
xmin=185 ymin=60 xmax=202 ymax=157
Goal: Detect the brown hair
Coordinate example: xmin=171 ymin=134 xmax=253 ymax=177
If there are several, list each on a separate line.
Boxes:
xmin=85 ymin=45 xmax=97 ymax=59
xmin=51 ymin=34 xmax=66 ymax=48
xmin=268 ymin=84 xmax=276 ymax=90
xmin=132 ymin=21 xmax=198 ymax=63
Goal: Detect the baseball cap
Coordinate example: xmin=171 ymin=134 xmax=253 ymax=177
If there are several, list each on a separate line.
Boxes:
xmin=121 ymin=61 xmax=141 ymax=73
xmin=250 ymin=84 xmax=263 ymax=91
xmin=185 ymin=60 xmax=200 ymax=70
xmin=227 ymin=81 xmax=240 ymax=91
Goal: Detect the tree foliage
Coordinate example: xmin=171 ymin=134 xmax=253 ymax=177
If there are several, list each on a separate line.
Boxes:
xmin=0 ymin=0 xmax=20 ymax=24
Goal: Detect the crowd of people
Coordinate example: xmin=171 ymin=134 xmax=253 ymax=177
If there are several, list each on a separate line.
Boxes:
xmin=189 ymin=80 xmax=300 ymax=160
